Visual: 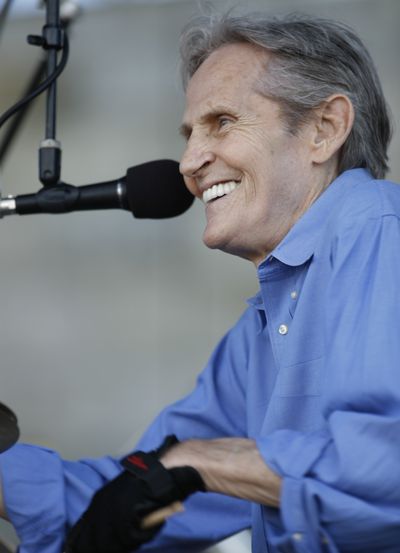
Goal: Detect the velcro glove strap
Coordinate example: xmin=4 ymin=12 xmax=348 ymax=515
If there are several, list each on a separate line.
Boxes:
xmin=121 ymin=450 xmax=176 ymax=502
xmin=121 ymin=435 xmax=205 ymax=502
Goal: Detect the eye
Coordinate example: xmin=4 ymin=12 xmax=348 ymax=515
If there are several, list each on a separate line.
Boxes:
xmin=217 ymin=116 xmax=232 ymax=129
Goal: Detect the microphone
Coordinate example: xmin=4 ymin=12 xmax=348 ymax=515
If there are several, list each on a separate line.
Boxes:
xmin=0 ymin=159 xmax=194 ymax=219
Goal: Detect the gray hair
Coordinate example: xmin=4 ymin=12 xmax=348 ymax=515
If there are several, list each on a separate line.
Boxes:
xmin=179 ymin=12 xmax=392 ymax=179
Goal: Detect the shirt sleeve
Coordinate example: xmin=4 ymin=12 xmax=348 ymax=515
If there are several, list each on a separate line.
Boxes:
xmin=0 ymin=309 xmax=255 ymax=553
xmin=257 ymin=213 xmax=400 ymax=552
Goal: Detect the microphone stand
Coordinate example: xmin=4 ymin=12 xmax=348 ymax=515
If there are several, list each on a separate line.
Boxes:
xmin=27 ymin=0 xmax=64 ymax=187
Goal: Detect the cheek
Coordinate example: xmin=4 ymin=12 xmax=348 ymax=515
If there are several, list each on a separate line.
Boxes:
xmin=241 ymin=145 xmax=274 ymax=195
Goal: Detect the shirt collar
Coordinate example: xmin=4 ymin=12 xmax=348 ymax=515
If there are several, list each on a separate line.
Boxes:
xmin=246 ymin=290 xmax=267 ymax=332
xmin=264 ymin=168 xmax=373 ymax=268
xmin=247 ymin=290 xmax=264 ymax=310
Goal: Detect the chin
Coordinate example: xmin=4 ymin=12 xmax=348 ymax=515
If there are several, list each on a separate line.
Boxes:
xmin=202 ymin=234 xmax=221 ymax=251
xmin=202 ymin=227 xmax=228 ymax=250
xmin=202 ymin=232 xmax=243 ymax=260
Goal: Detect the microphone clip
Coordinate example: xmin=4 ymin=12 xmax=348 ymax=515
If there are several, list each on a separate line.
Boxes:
xmin=27 ymin=25 xmax=65 ymax=51
xmin=0 ymin=183 xmax=78 ymax=218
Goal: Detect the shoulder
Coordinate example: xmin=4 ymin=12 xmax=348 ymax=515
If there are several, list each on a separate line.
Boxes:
xmin=316 ymin=171 xmax=400 ymax=266
xmin=334 ymin=172 xmax=400 ymax=225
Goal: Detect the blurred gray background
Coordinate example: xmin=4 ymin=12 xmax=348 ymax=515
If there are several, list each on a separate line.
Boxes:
xmin=0 ymin=0 xmax=399 ymax=550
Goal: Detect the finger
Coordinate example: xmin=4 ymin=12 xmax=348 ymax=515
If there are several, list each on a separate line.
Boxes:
xmin=140 ymin=501 xmax=184 ymax=529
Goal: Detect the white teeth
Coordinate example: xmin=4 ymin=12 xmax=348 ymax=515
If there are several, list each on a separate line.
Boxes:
xmin=202 ymin=181 xmax=239 ymax=203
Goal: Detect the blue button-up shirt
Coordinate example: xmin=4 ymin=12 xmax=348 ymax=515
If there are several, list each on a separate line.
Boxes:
xmin=1 ymin=169 xmax=400 ymax=552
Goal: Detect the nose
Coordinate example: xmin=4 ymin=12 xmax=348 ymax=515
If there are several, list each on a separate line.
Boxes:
xmin=179 ymin=134 xmax=216 ymax=179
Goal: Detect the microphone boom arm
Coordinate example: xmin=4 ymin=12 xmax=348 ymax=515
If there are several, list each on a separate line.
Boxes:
xmin=0 ymin=180 xmax=128 ymax=218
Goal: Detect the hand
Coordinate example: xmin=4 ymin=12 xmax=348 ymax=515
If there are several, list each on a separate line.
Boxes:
xmin=65 ymin=436 xmax=205 ymax=553
xmin=161 ymin=438 xmax=281 ymax=508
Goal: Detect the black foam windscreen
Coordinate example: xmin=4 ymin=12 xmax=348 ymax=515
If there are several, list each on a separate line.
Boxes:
xmin=125 ymin=159 xmax=195 ymax=219
xmin=0 ymin=402 xmax=19 ymax=453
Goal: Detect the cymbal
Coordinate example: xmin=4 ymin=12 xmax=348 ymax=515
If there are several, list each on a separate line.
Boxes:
xmin=0 ymin=402 xmax=19 ymax=453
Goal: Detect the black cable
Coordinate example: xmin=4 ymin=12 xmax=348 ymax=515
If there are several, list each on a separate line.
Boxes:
xmin=0 ymin=0 xmax=14 ymax=41
xmin=0 ymin=59 xmax=47 ymax=163
xmin=0 ymin=31 xmax=69 ymax=131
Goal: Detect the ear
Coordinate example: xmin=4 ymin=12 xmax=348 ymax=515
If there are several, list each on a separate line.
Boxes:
xmin=310 ymin=94 xmax=355 ymax=165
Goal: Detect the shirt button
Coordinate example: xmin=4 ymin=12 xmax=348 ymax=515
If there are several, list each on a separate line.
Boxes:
xmin=290 ymin=291 xmax=298 ymax=299
xmin=292 ymin=532 xmax=303 ymax=542
xmin=278 ymin=324 xmax=288 ymax=335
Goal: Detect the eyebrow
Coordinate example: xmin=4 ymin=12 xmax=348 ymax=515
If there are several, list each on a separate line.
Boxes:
xmin=178 ymin=105 xmax=238 ymax=140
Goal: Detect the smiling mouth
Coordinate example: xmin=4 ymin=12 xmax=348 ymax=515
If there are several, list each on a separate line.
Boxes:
xmin=202 ymin=181 xmax=240 ymax=204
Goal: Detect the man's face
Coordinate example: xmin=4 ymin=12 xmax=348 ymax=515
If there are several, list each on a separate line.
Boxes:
xmin=179 ymin=43 xmax=324 ymax=266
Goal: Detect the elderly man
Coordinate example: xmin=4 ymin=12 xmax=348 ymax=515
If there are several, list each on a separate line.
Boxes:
xmin=1 ymin=11 xmax=399 ymax=553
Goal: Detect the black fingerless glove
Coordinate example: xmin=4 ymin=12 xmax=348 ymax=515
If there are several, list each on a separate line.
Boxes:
xmin=65 ymin=435 xmax=205 ymax=553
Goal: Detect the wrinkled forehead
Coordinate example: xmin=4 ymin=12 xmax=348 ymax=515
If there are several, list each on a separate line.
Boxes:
xmin=183 ymin=43 xmax=270 ymax=119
